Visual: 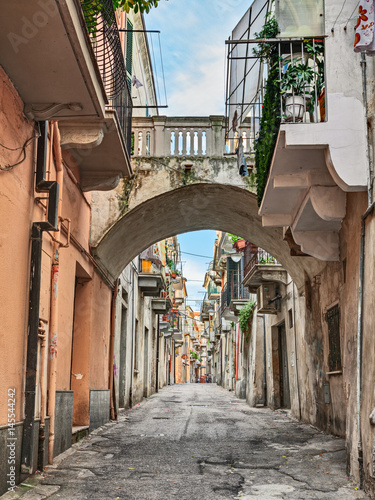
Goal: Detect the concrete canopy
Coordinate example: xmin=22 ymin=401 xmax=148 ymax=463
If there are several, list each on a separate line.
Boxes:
xmin=93 ymin=183 xmax=322 ymax=288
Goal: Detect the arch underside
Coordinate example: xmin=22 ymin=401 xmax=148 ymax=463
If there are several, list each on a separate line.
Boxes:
xmin=93 ymin=183 xmax=323 ymax=287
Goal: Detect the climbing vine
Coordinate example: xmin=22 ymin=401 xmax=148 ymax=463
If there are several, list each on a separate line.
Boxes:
xmin=253 ymin=14 xmax=281 ymax=206
xmin=239 ymin=300 xmax=256 ymax=342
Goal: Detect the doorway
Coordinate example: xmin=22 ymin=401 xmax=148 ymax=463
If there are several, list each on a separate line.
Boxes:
xmin=278 ymin=322 xmax=291 ymax=409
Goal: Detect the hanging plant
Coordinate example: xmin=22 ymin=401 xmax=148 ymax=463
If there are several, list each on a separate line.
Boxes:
xmin=253 ymin=14 xmax=281 ymax=206
xmin=239 ymin=300 xmax=256 ymax=342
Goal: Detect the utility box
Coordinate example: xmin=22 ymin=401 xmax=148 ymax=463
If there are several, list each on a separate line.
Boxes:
xmin=257 ymin=283 xmax=280 ymax=314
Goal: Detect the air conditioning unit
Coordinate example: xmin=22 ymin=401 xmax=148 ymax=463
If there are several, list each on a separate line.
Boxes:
xmin=257 ymin=283 xmax=280 ymax=314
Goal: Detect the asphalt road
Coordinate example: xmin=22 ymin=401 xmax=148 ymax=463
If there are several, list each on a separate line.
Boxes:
xmin=15 ymin=384 xmax=370 ymax=499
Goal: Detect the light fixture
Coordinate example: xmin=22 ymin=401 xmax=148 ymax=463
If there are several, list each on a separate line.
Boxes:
xmin=230 ymin=252 xmax=243 ymax=263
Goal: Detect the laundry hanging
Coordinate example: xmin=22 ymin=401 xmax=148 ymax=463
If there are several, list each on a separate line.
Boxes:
xmin=354 ymin=0 xmax=375 ymax=55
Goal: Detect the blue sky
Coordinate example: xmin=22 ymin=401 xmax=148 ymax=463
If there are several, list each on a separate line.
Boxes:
xmin=146 ymin=0 xmax=251 ymax=115
xmin=177 ymin=230 xmax=217 ymax=310
xmin=145 ymin=1 xmax=249 ymax=310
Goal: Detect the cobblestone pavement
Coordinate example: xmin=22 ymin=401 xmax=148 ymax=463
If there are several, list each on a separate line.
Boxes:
xmin=2 ymin=384 xmax=369 ymax=499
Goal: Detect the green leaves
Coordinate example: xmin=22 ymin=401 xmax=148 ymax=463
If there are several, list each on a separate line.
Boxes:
xmin=117 ymin=0 xmax=162 ymax=13
xmin=239 ymin=301 xmax=256 ymax=341
xmin=279 ymin=61 xmax=316 ymax=96
xmin=255 ymin=60 xmax=281 ymax=206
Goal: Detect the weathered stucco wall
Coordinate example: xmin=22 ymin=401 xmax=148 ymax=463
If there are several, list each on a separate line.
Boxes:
xmin=0 ymin=66 xmax=39 ymax=425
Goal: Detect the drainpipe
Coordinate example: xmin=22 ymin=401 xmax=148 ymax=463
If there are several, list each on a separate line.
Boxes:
xmin=38 ymin=321 xmax=47 ymax=470
xmin=356 ymin=52 xmax=374 ymax=486
xmin=263 ymin=315 xmax=267 ymax=406
xmin=109 ymin=280 xmax=119 ymax=420
xmin=292 ymin=284 xmax=301 ymax=420
xmin=356 ymin=203 xmax=375 ymax=486
xmin=129 ymin=265 xmax=135 ymax=407
xmin=156 ymin=316 xmax=160 ymax=392
xmin=21 ymin=224 xmax=43 ymax=474
xmin=21 ymin=120 xmax=60 ymax=473
xmin=361 ymin=52 xmax=373 ymax=206
xmin=236 ymin=323 xmax=240 ymax=381
xmin=47 ymin=121 xmax=64 ymax=464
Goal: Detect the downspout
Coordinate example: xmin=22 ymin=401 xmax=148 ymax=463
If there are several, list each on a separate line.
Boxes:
xmin=263 ymin=315 xmax=267 ymax=406
xmin=156 ymin=315 xmax=160 ymax=392
xmin=21 ymin=120 xmax=60 ymax=473
xmin=109 ymin=280 xmax=119 ymax=420
xmin=236 ymin=322 xmax=240 ymax=381
xmin=357 ymin=52 xmax=374 ymax=486
xmin=292 ymin=283 xmax=301 ymax=420
xmin=130 ymin=265 xmax=135 ymax=407
xmin=47 ymin=121 xmax=64 ymax=464
xmin=21 ymin=224 xmax=43 ymax=474
xmin=38 ymin=321 xmax=47 ymax=470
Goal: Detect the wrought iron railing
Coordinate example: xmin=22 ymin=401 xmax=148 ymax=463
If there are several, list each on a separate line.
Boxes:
xmin=226 ymin=37 xmax=326 ymax=149
xmin=244 ymin=249 xmax=279 ymax=278
xmin=80 ymin=0 xmax=132 ymax=155
xmin=229 ymin=270 xmax=250 ymax=301
xmin=111 ymin=85 xmax=133 ymax=155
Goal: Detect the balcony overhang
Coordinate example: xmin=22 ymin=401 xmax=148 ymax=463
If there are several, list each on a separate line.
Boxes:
xmin=243 ymin=264 xmax=288 ymax=294
xmin=152 ymin=298 xmax=172 ymax=315
xmin=229 ymin=299 xmax=249 ymax=316
xmin=259 ymin=93 xmax=367 ymax=261
xmin=138 ymin=273 xmax=164 ymax=297
xmin=59 ymin=110 xmax=132 ymax=191
xmin=0 ymin=0 xmax=107 ymax=121
xmin=172 ymin=332 xmax=184 ymax=342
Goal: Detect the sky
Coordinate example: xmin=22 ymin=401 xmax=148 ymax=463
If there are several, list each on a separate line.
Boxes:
xmin=145 ymin=0 xmax=250 ymax=310
xmin=146 ymin=0 xmax=251 ymax=116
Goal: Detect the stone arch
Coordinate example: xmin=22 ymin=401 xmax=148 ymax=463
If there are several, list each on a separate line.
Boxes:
xmin=93 ymin=183 xmax=322 ymax=287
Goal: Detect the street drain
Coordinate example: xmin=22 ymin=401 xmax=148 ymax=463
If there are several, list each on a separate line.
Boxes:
xmin=152 ymin=417 xmax=170 ymax=420
xmin=190 ymin=404 xmax=208 ymax=407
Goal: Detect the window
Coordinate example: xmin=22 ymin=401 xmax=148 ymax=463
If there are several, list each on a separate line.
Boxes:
xmin=327 ymin=305 xmax=342 ymax=371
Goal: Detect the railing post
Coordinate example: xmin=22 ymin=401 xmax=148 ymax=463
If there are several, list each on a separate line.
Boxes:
xmin=153 ymin=116 xmax=166 ymax=157
xmin=209 ymin=116 xmax=225 ymax=156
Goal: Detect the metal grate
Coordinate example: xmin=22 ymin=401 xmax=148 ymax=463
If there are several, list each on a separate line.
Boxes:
xmin=327 ymin=305 xmax=342 ymax=371
xmin=80 ymin=0 xmax=127 ymax=100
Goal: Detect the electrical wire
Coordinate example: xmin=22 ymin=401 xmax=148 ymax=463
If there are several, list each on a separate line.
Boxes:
xmin=331 ymin=0 xmax=349 ymax=32
xmin=158 ymin=32 xmax=168 ymax=107
xmin=0 ymin=135 xmax=37 ymax=171
xmin=149 ymin=32 xmax=162 ymax=108
xmin=180 ymin=251 xmax=213 ymax=259
xmin=344 ymin=1 xmax=360 ymax=30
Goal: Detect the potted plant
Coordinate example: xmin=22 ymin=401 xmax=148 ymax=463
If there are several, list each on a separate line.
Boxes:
xmin=279 ymin=61 xmax=316 ymax=122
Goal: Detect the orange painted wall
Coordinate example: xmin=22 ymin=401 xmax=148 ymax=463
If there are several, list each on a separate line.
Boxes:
xmin=0 ymin=66 xmax=39 ymax=424
xmin=0 ymin=63 xmax=113 ymax=429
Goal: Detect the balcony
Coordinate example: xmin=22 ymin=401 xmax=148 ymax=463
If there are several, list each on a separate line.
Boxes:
xmin=221 ymin=271 xmax=251 ymax=317
xmin=152 ymin=298 xmax=172 ymax=315
xmin=207 ymin=281 xmax=221 ymax=300
xmin=242 ymin=249 xmax=287 ymax=294
xmin=200 ymin=299 xmax=215 ymax=321
xmin=139 ymin=259 xmax=165 ymax=297
xmin=0 ymin=0 xmax=132 ymax=191
xmin=227 ymin=10 xmax=367 ymax=261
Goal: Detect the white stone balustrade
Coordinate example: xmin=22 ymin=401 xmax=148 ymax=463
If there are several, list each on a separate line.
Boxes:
xmin=132 ymin=116 xmax=251 ymax=158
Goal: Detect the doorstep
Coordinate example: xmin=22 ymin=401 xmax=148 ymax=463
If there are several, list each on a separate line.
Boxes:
xmin=71 ymin=425 xmax=89 ymax=444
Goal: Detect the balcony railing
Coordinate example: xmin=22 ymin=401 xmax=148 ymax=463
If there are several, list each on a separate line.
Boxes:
xmin=244 ymin=249 xmax=279 ymax=278
xmin=226 ymin=37 xmax=326 ymax=152
xmin=220 ymin=272 xmax=250 ymax=313
xmin=81 ymin=0 xmax=132 ymax=154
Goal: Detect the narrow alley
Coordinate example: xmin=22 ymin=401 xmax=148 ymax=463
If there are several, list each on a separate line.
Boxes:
xmin=11 ymin=384 xmax=368 ymax=500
